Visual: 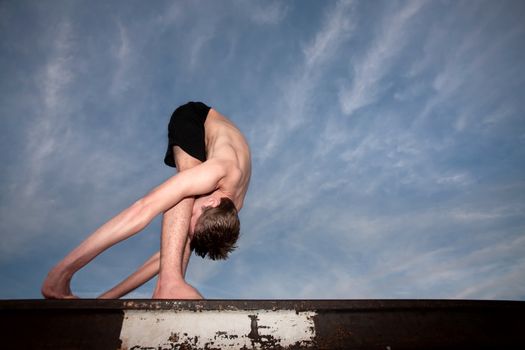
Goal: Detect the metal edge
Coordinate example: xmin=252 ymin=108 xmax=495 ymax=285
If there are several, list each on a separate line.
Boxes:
xmin=1 ymin=299 xmax=524 ymax=312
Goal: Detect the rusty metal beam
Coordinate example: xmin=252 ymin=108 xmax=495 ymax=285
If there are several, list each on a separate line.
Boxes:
xmin=1 ymin=299 xmax=523 ymax=349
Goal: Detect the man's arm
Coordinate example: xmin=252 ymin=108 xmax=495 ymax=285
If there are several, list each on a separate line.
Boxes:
xmin=143 ymin=159 xmax=228 ymax=215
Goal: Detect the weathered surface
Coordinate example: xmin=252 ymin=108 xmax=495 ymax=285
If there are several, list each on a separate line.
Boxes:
xmin=0 ymin=299 xmax=523 ymax=349
xmin=119 ymin=310 xmax=316 ymax=349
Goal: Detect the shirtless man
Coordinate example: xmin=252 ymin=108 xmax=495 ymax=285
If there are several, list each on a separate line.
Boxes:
xmin=41 ymin=102 xmax=251 ymax=299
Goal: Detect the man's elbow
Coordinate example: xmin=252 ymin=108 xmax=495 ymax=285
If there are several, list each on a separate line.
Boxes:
xmin=206 ymin=159 xmax=230 ymax=178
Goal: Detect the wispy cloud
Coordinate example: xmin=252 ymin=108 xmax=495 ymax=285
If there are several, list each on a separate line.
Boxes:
xmin=339 ymin=0 xmax=425 ymax=116
xmin=27 ymin=20 xmax=75 ymax=195
xmin=248 ymin=1 xmax=289 ymax=25
xmin=411 ymin=2 xmax=525 ymax=134
xmin=1 ymin=1 xmax=524 ymax=301
xmin=110 ymin=20 xmax=132 ymax=96
xmin=269 ymin=197 xmax=525 ymax=299
xmin=0 ymin=16 xmax=151 ymax=261
xmin=253 ymin=0 xmax=356 ymax=161
xmin=303 ymin=0 xmax=355 ymax=69
xmin=0 ymin=19 xmax=77 ymax=260
xmin=236 ymin=1 xmax=359 ymax=260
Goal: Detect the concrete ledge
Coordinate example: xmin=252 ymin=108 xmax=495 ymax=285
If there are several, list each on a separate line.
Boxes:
xmin=1 ymin=299 xmax=523 ymax=349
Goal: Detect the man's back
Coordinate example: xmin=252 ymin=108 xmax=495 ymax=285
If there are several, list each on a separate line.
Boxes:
xmin=204 ymin=109 xmax=251 ymax=210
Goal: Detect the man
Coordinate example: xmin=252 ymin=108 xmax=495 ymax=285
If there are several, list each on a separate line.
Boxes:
xmin=41 ymin=102 xmax=251 ymax=299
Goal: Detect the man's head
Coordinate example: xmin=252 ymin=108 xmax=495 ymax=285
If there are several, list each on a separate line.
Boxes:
xmin=190 ymin=195 xmax=240 ymax=260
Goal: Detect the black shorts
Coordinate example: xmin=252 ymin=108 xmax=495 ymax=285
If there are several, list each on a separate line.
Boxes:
xmin=164 ymin=101 xmax=211 ymax=168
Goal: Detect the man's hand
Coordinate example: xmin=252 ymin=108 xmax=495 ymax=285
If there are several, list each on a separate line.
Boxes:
xmin=152 ymin=280 xmax=203 ymax=300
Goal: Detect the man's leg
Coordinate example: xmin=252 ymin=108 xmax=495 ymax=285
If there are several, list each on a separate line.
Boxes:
xmin=96 ymin=147 xmax=201 ymax=300
xmin=153 ymin=146 xmax=203 ymax=299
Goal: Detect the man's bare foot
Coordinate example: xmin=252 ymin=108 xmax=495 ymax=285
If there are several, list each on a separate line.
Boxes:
xmin=41 ymin=268 xmax=78 ymax=299
xmin=152 ymin=281 xmax=203 ymax=300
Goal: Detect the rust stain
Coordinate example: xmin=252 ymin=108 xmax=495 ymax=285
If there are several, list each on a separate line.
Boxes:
xmin=168 ymin=332 xmax=179 ymax=343
xmin=247 ymin=314 xmax=283 ymax=348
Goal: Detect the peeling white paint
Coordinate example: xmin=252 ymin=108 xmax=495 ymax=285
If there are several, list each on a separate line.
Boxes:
xmin=119 ymin=309 xmax=317 ymax=349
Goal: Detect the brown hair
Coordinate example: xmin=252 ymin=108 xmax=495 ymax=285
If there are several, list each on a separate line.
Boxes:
xmin=190 ymin=197 xmax=240 ymax=260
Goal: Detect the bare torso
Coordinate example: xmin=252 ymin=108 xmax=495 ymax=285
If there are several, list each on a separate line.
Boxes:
xmin=204 ymin=109 xmax=251 ymax=210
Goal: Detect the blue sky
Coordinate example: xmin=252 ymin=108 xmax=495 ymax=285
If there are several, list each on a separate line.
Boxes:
xmin=1 ymin=0 xmax=524 ymax=300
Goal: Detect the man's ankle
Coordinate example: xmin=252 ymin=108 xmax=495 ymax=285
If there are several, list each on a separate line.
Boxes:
xmin=157 ymin=277 xmax=186 ymax=289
